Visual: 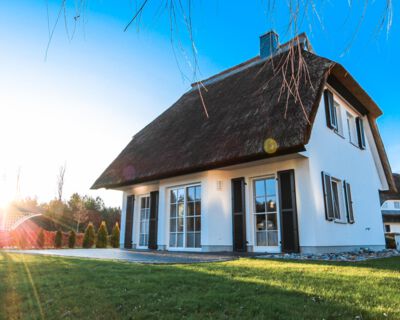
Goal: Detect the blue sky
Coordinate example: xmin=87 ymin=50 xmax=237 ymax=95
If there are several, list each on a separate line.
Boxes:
xmin=0 ymin=1 xmax=399 ymax=207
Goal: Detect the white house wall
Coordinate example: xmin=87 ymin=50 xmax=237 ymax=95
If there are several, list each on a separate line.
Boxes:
xmin=119 ymin=155 xmax=313 ymax=252
xmin=302 ymin=86 xmax=386 ymax=252
xmin=386 ymin=223 xmax=400 ymax=234
xmin=118 ymin=87 xmax=386 ymax=253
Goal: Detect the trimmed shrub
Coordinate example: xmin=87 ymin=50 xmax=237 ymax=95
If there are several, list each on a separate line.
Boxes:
xmin=68 ymin=230 xmax=76 ymax=248
xmin=96 ymin=221 xmax=108 ymax=248
xmin=83 ymin=223 xmax=95 ymax=248
xmin=54 ymin=230 xmax=63 ymax=248
xmin=37 ymin=229 xmax=45 ymax=248
xmin=110 ymin=222 xmax=120 ymax=248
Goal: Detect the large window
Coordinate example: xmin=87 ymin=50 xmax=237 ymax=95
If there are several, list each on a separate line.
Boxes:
xmin=253 ymin=177 xmax=278 ymax=247
xmin=139 ymin=196 xmax=150 ymax=247
xmin=169 ymin=185 xmax=201 ymax=248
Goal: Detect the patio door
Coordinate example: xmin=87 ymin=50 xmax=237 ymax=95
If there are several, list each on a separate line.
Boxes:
xmin=253 ymin=176 xmax=280 ymax=252
xmin=138 ymin=196 xmax=150 ymax=248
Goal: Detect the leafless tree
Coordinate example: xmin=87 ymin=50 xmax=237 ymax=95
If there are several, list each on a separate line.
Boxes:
xmin=56 ymin=163 xmax=66 ymax=201
xmin=73 ymin=201 xmax=88 ymax=232
xmin=15 ymin=166 xmax=21 ymax=200
xmin=45 ymin=1 xmax=394 ymax=118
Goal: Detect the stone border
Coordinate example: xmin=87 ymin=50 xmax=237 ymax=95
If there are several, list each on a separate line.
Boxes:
xmin=257 ymin=249 xmax=400 ymax=262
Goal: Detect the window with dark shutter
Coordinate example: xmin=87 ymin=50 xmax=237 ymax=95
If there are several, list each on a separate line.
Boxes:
xmin=324 ymin=89 xmax=337 ymax=130
xmin=321 ymin=172 xmax=334 ymax=221
xmin=343 ymin=181 xmax=355 ymax=224
xmin=356 ymin=117 xmax=366 ymax=149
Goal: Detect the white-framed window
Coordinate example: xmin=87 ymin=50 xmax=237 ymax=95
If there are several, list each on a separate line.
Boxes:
xmin=395 ymin=201 xmax=400 ymax=209
xmin=385 ymin=224 xmax=391 ymax=233
xmin=253 ymin=177 xmax=278 ymax=247
xmin=169 ymin=185 xmax=201 ymax=249
xmin=322 ymin=172 xmax=354 ymax=223
xmin=331 ymin=178 xmax=343 ymax=221
xmin=346 ymin=112 xmax=358 ymax=145
xmin=139 ymin=196 xmax=150 ymax=247
xmin=333 ymin=101 xmax=343 ymax=135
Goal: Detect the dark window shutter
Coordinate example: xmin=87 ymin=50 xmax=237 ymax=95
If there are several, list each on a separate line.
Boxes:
xmin=356 ymin=117 xmax=366 ymax=149
xmin=321 ymin=172 xmax=334 ymax=221
xmin=124 ymin=195 xmax=135 ymax=249
xmin=148 ymin=191 xmax=159 ymax=249
xmin=231 ymin=178 xmax=247 ymax=252
xmin=278 ymin=170 xmax=300 ymax=253
xmin=324 ymin=89 xmax=336 ymax=129
xmin=343 ymin=181 xmax=355 ymax=224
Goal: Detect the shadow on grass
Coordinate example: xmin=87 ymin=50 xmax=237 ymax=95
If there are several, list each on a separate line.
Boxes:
xmin=257 ymin=255 xmax=400 ymax=272
xmin=1 ymin=252 xmax=399 ymax=319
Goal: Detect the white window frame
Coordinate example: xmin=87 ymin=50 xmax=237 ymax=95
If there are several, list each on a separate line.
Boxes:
xmin=330 ymin=178 xmax=346 ymax=223
xmin=250 ymin=175 xmax=281 ymax=253
xmin=167 ymin=183 xmax=202 ymax=251
xmin=137 ymin=194 xmax=150 ymax=249
xmin=346 ymin=111 xmax=358 ymax=146
xmin=333 ymin=101 xmax=343 ymax=136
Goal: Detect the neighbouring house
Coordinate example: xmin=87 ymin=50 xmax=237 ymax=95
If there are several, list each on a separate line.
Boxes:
xmin=92 ymin=31 xmax=395 ymax=254
xmin=380 ymin=173 xmax=400 ymax=234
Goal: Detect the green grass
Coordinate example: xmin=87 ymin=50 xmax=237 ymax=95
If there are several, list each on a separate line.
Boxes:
xmin=0 ymin=252 xmax=399 ymax=320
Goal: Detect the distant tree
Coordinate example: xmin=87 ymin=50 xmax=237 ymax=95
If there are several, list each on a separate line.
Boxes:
xmin=69 ymin=193 xmax=89 ymax=232
xmin=37 ymin=229 xmax=45 ymax=248
xmin=56 ymin=164 xmax=66 ymax=201
xmin=68 ymin=230 xmax=76 ymax=248
xmin=110 ymin=222 xmax=120 ymax=248
xmin=54 ymin=230 xmax=63 ymax=248
xmin=83 ymin=223 xmax=95 ymax=248
xmin=96 ymin=221 xmax=108 ymax=248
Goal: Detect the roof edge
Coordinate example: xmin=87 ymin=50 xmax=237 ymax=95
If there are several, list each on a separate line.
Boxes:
xmin=91 ymin=145 xmax=306 ymax=190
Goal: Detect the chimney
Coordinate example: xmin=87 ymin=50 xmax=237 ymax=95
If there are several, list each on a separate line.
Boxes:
xmin=260 ymin=30 xmax=279 ymax=59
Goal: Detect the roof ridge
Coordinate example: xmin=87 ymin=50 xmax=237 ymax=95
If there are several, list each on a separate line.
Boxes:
xmin=190 ymin=32 xmax=314 ymax=90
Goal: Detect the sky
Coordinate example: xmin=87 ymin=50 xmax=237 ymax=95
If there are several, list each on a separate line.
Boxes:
xmin=0 ymin=1 xmax=399 ymax=208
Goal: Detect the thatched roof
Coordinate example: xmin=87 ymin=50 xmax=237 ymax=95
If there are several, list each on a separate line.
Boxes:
xmin=92 ymin=47 xmax=395 ymax=191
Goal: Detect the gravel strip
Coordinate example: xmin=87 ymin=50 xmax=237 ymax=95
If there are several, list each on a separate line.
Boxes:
xmin=257 ymin=249 xmax=400 ymax=262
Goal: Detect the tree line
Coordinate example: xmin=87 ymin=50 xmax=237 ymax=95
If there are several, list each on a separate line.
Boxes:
xmin=12 ymin=193 xmax=121 ymax=235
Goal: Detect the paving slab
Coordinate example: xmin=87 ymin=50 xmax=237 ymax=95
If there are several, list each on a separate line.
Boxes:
xmin=4 ymin=248 xmax=237 ymax=264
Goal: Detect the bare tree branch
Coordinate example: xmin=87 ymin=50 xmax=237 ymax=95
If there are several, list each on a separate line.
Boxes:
xmin=57 ymin=164 xmax=66 ymax=201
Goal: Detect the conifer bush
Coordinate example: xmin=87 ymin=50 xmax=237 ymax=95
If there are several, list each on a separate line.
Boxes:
xmin=110 ymin=222 xmax=120 ymax=248
xmin=37 ymin=229 xmax=45 ymax=248
xmin=96 ymin=221 xmax=108 ymax=248
xmin=83 ymin=223 xmax=95 ymax=248
xmin=54 ymin=230 xmax=63 ymax=248
xmin=68 ymin=230 xmax=76 ymax=248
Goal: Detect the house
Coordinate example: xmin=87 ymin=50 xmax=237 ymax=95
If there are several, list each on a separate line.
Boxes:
xmin=380 ymin=173 xmax=400 ymax=234
xmin=92 ymin=31 xmax=395 ymax=254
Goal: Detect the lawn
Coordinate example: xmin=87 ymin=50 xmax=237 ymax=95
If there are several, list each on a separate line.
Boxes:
xmin=0 ymin=252 xmax=399 ymax=320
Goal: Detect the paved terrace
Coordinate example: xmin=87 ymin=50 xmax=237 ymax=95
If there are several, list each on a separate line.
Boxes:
xmin=4 ymin=248 xmax=239 ymax=264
